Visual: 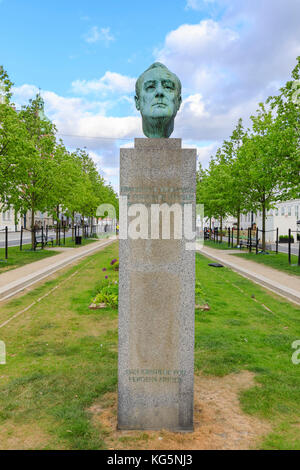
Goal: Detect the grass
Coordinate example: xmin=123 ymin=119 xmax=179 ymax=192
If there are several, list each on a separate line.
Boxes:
xmin=0 ymin=236 xmax=103 ymax=274
xmin=0 ymin=242 xmax=119 ymax=449
xmin=57 ymin=236 xmax=102 ymax=248
xmin=0 ymin=243 xmax=59 ymax=273
xmin=0 ymin=243 xmax=299 ymax=449
xmin=204 ymin=239 xmax=238 ymax=250
xmin=231 ymin=250 xmax=300 ymax=277
xmin=205 ymin=239 xmax=300 ymax=276
xmin=194 ymin=253 xmax=300 ymax=449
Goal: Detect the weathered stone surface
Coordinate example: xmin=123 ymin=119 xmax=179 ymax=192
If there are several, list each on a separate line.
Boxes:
xmin=118 ymin=138 xmax=196 ymax=431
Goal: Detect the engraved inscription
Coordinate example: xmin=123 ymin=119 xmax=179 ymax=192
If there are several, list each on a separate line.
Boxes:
xmin=125 ymin=368 xmax=186 ymax=384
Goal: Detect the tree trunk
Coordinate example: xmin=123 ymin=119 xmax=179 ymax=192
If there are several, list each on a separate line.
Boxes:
xmin=220 ymin=216 xmax=223 ymax=243
xmin=262 ymin=200 xmax=266 ymax=251
xmin=31 ymin=206 xmax=35 ymax=249
xmin=236 ymin=209 xmax=240 ymax=246
xmin=56 ymin=205 xmax=59 ymax=244
xmin=72 ymin=211 xmax=75 ymax=241
xmin=14 ymin=210 xmax=18 ymax=232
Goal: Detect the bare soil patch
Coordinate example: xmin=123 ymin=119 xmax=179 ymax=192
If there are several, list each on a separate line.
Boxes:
xmin=0 ymin=422 xmax=51 ymax=450
xmin=89 ymin=371 xmax=271 ymax=450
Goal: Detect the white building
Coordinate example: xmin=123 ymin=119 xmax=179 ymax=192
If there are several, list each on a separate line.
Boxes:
xmin=206 ymin=199 xmax=300 ymax=242
xmin=240 ymin=199 xmax=300 ymax=242
xmin=0 ymin=207 xmax=21 ymax=231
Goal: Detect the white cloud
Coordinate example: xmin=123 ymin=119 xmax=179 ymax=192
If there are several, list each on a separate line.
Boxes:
xmin=84 ymin=26 xmax=115 ymax=45
xmin=71 ymin=71 xmax=136 ymax=95
xmin=163 ymin=19 xmax=238 ymax=56
xmin=180 ymin=93 xmax=208 ymax=118
xmin=12 ymin=84 xmax=39 ymax=107
xmin=195 ymin=142 xmax=220 ymax=166
xmin=155 ymin=0 xmax=300 ymax=155
xmin=156 ymin=19 xmax=239 ymax=95
xmin=11 ymin=84 xmax=141 ymax=194
xmin=102 ymin=167 xmax=119 ymax=177
xmin=12 ymin=85 xmax=140 ymax=144
xmin=11 ymin=0 xmax=300 ymax=182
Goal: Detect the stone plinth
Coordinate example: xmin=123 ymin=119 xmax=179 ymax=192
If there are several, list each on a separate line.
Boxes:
xmin=118 ymin=138 xmax=196 ymax=431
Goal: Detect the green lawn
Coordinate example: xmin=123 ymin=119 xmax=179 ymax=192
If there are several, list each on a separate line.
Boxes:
xmin=204 ymin=239 xmax=238 ymax=250
xmin=58 ymin=236 xmax=101 ymax=248
xmin=195 ymin=253 xmax=300 ymax=449
xmin=0 ymin=243 xmax=59 ymax=273
xmin=231 ymin=250 xmax=300 ymax=277
xmin=205 ymin=239 xmax=300 ymax=276
xmin=0 ymin=244 xmax=299 ymax=449
xmin=0 ymin=242 xmax=119 ymax=450
xmin=0 ymin=237 xmax=102 ymax=274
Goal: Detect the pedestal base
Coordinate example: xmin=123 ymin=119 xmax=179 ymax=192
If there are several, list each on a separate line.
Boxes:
xmin=118 ymin=138 xmax=196 ymax=431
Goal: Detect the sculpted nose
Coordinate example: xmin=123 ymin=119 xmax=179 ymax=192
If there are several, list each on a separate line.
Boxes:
xmin=155 ymin=83 xmax=164 ymax=97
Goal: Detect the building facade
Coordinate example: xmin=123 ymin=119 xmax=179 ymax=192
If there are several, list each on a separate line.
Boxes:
xmin=205 ymin=199 xmax=300 ymax=242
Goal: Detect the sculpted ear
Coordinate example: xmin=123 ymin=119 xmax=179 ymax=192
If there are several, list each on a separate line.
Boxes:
xmin=177 ymin=95 xmax=182 ymax=112
xmin=135 ymin=95 xmax=140 ymax=111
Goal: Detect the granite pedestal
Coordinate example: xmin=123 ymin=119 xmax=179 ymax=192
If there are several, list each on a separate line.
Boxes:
xmin=118 ymin=138 xmax=196 ymax=431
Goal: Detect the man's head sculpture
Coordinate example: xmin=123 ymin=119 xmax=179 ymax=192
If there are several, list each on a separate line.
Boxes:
xmin=135 ymin=62 xmax=182 ymax=138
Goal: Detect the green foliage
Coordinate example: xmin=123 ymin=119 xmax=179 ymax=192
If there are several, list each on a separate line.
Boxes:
xmin=0 ymin=65 xmax=119 ymax=240
xmin=93 ymin=280 xmax=119 ymax=309
xmin=195 ymin=280 xmax=207 ymax=305
xmin=267 ymin=56 xmax=300 ymax=198
xmin=279 ymin=235 xmax=294 ymax=242
xmin=197 ymin=57 xmax=300 ymax=251
xmin=0 ymin=65 xmax=13 ymax=103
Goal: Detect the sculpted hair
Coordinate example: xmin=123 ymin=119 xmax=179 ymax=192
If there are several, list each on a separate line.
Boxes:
xmin=135 ymin=62 xmax=181 ymax=98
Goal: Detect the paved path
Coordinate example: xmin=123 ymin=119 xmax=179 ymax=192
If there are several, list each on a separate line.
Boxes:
xmin=198 ymin=246 xmax=300 ymax=306
xmin=0 ymin=237 xmax=117 ymax=301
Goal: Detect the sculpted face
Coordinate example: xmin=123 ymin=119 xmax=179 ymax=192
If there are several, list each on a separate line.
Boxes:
xmin=135 ymin=63 xmax=182 ymax=138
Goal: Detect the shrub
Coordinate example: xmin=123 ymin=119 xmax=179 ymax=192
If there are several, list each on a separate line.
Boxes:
xmin=110 ymin=258 xmax=119 ymax=271
xmin=92 ymin=281 xmax=119 ymax=309
xmin=279 ymin=235 xmax=294 ymax=242
xmin=195 ymin=281 xmax=207 ymax=305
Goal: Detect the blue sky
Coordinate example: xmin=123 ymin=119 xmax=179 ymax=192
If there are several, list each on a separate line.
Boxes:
xmin=1 ymin=0 xmax=300 ymax=191
xmin=1 ymin=0 xmax=211 ymax=95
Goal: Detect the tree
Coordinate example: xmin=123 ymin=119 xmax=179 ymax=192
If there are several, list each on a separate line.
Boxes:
xmin=267 ymin=56 xmax=300 ymax=199
xmin=221 ymin=119 xmax=249 ymax=245
xmin=68 ymin=149 xmax=119 ymax=229
xmin=239 ymin=103 xmax=297 ymax=250
xmin=8 ymin=94 xmax=57 ymax=247
xmin=0 ymin=65 xmax=13 ymax=104
xmin=196 ymin=162 xmax=214 ymax=230
xmin=197 ymin=151 xmax=231 ymax=241
xmin=0 ymin=67 xmax=31 ymax=213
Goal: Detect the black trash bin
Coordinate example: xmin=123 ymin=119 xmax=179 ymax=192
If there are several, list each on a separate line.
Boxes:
xmin=75 ymin=236 xmax=82 ymax=245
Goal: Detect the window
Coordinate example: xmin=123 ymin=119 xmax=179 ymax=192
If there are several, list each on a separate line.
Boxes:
xmin=288 ymin=206 xmax=291 ymax=216
xmin=275 ymin=208 xmax=279 ymax=216
xmin=2 ymin=210 xmax=11 ymax=221
xmin=281 ymin=206 xmax=285 ymax=216
xmin=296 ymin=206 xmax=299 ymax=219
